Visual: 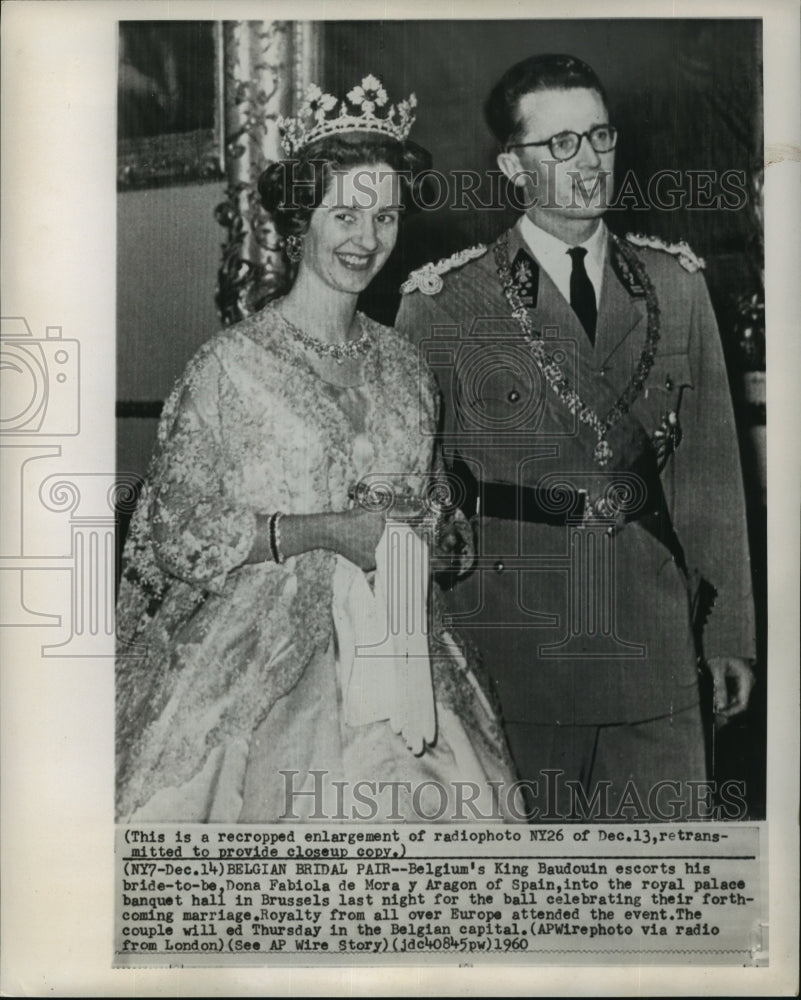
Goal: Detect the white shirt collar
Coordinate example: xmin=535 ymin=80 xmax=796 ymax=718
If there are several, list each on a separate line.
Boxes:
xmin=518 ymin=215 xmax=607 ymax=305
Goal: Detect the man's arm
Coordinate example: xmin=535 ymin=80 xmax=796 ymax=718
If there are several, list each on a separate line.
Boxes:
xmin=671 ymin=271 xmax=757 ymax=719
xmin=395 ymin=284 xmax=431 ymax=346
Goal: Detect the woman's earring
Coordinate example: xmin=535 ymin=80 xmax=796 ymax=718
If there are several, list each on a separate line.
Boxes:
xmin=284 ymin=234 xmax=304 ymax=264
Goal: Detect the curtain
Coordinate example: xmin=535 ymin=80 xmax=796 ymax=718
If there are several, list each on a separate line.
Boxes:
xmin=216 ymin=21 xmax=321 ymax=325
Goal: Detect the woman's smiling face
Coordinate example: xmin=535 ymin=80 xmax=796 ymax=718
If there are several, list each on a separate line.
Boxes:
xmin=300 ymin=162 xmax=401 ymax=295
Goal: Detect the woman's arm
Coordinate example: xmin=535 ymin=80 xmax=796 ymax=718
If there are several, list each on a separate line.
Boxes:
xmin=150 ymin=344 xmax=407 ymax=580
xmin=149 ymin=352 xmax=381 ymax=583
xmin=247 ymin=508 xmax=386 ymax=572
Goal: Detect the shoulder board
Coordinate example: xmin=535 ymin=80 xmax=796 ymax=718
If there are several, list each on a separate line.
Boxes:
xmin=400 ymin=244 xmax=488 ymax=295
xmin=624 ymin=232 xmax=706 ymax=273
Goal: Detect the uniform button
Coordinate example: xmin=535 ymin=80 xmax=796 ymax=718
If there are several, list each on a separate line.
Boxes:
xmin=507 ymin=389 xmax=520 ymax=403
xmin=665 ymin=375 xmax=674 ymax=390
xmin=494 ymin=560 xmax=505 ymax=573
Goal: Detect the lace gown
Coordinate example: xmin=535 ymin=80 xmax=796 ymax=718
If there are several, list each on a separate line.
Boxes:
xmin=116 ymin=304 xmax=517 ymax=822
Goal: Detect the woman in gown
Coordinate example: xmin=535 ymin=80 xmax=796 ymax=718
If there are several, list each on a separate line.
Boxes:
xmin=116 ymin=77 xmax=519 ymax=823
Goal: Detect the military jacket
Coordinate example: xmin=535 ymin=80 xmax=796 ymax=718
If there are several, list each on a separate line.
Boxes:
xmin=396 ymin=225 xmax=755 ymax=725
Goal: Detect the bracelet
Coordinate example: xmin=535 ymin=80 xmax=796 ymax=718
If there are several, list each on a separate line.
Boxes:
xmin=268 ymin=511 xmax=285 ymax=564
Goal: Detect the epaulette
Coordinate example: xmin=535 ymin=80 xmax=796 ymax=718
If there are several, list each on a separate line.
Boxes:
xmin=625 ymin=232 xmax=706 ymax=273
xmin=400 ymin=244 xmax=488 ymax=295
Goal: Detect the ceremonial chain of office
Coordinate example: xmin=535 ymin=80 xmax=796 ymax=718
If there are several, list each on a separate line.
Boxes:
xmin=494 ymin=231 xmax=662 ymax=468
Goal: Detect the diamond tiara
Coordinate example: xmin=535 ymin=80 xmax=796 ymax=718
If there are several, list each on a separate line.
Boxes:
xmin=278 ymin=75 xmax=417 ymax=157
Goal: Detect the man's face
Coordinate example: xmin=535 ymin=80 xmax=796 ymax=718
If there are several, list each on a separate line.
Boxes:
xmin=498 ymin=87 xmax=615 ymax=232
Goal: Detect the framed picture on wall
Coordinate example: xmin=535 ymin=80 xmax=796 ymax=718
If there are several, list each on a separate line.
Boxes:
xmin=117 ymin=21 xmax=224 ymax=189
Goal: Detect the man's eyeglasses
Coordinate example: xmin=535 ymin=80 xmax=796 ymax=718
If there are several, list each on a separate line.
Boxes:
xmin=507 ymin=124 xmax=618 ymax=162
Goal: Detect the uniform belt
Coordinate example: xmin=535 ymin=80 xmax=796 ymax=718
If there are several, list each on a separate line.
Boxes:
xmin=450 ymin=456 xmax=688 ymax=573
xmin=451 ymin=456 xmax=589 ymax=525
xmin=473 ymin=478 xmax=588 ymax=526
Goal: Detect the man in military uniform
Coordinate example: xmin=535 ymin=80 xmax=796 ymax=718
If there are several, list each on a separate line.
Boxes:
xmin=396 ymin=54 xmax=755 ymax=820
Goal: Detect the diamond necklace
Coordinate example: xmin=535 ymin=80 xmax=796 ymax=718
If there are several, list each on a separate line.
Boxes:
xmin=276 ymin=307 xmax=372 ymax=365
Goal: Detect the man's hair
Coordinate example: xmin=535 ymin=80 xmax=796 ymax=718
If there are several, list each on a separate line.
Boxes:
xmin=485 ymin=53 xmax=608 ymax=147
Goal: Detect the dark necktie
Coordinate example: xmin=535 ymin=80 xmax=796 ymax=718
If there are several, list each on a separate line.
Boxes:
xmin=568 ymin=246 xmax=597 ymax=345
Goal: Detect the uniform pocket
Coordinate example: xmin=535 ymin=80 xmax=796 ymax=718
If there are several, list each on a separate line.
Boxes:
xmin=645 ymin=352 xmax=694 ymax=397
xmin=454 ymin=342 xmax=546 ymax=432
